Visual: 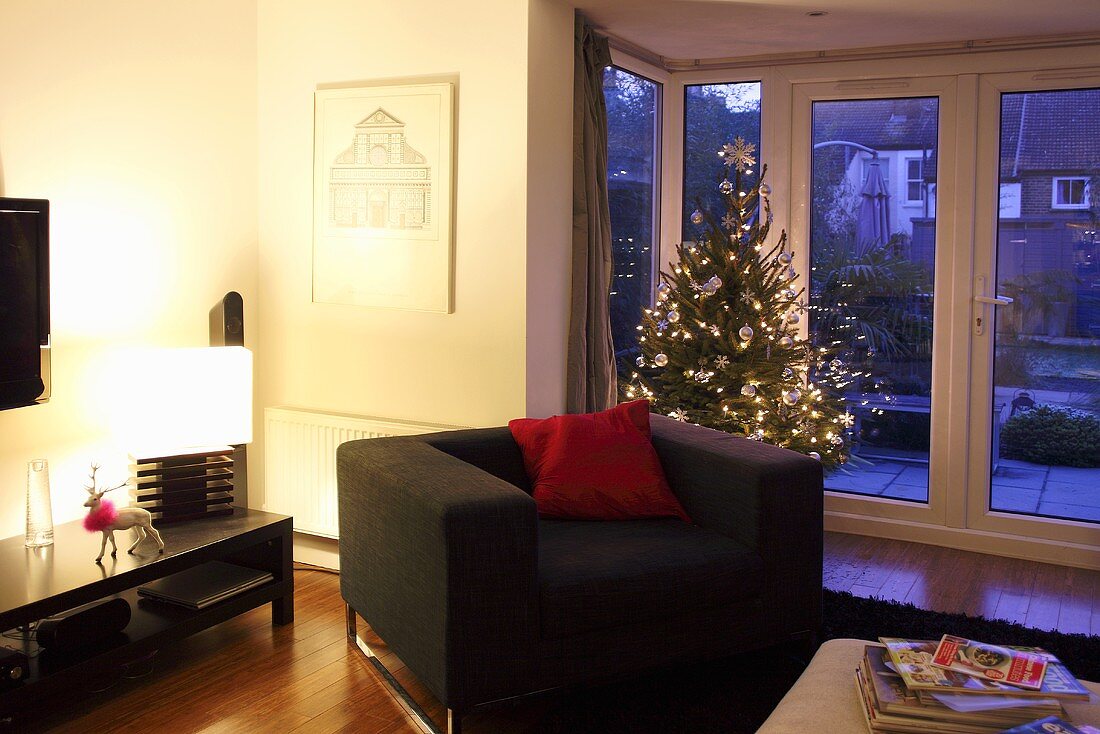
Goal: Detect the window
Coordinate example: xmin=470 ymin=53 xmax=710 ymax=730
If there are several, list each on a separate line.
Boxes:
xmin=809 ymin=97 xmax=939 ymax=503
xmin=604 ymin=66 xmax=661 ymax=365
xmin=906 ymin=158 xmax=924 ymax=203
xmin=683 ymin=82 xmax=762 ymax=241
xmin=1052 ymin=176 xmax=1090 ymax=209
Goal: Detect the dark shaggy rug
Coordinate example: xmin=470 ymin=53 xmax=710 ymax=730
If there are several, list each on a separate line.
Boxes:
xmin=526 ymin=590 xmax=1100 ymax=734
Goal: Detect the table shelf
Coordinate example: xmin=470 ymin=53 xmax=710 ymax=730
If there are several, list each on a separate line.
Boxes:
xmin=0 ymin=509 xmax=293 ymax=721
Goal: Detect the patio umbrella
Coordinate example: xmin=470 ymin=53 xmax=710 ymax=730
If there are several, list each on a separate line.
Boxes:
xmin=857 ymin=157 xmax=891 ymax=247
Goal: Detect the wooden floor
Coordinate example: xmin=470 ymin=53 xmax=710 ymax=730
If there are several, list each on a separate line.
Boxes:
xmin=20 ymin=532 xmax=1100 ymax=734
xmin=822 ymin=533 xmax=1100 ymax=636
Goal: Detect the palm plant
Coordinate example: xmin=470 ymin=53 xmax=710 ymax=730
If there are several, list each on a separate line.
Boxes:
xmin=810 ymin=233 xmax=933 ymax=394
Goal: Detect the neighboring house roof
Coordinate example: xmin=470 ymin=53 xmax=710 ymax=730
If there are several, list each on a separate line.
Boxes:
xmin=812 ymin=98 xmax=938 ymax=151
xmin=1000 ymin=89 xmax=1100 ymax=178
xmin=811 ymin=97 xmax=939 ymax=182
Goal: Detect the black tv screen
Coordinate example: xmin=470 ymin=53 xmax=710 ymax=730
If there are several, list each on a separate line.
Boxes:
xmin=0 ymin=198 xmax=50 ymax=410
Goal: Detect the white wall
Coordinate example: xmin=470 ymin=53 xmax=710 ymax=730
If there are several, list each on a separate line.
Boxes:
xmin=254 ymin=0 xmax=574 ymax=513
xmin=526 ymin=0 xmax=575 ymax=418
xmin=0 ymin=0 xmax=258 ymax=540
xmin=0 ymin=0 xmax=573 ymax=548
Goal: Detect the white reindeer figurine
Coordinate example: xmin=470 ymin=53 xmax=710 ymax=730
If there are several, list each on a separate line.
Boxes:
xmin=82 ymin=463 xmax=165 ymax=563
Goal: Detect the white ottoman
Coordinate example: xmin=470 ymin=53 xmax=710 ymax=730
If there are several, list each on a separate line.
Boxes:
xmin=756 ymin=638 xmax=1100 ymax=733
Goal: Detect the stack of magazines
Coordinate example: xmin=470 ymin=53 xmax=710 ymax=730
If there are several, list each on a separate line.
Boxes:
xmin=855 ymin=635 xmax=1096 ymax=733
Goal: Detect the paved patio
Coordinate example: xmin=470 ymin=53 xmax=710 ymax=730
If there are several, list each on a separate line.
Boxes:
xmin=827 ymin=456 xmax=1100 ymax=522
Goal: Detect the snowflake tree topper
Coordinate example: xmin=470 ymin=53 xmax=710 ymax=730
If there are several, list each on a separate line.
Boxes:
xmin=719 ymin=136 xmax=756 ymax=172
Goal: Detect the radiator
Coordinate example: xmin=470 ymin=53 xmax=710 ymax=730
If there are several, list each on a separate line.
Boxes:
xmin=263 ymin=406 xmax=460 ymax=538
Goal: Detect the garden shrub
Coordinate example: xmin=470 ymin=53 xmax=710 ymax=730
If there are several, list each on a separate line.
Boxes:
xmin=1000 ymin=405 xmax=1100 ymax=467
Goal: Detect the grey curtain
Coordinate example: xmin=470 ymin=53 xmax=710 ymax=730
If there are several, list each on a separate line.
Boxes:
xmin=567 ymin=16 xmax=616 ymax=414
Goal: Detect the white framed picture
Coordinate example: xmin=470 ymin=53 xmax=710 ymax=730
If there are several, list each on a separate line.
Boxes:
xmin=313 ymin=82 xmax=454 ymax=312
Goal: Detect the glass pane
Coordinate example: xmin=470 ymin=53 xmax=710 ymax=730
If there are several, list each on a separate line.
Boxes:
xmin=683 ymin=82 xmax=761 ymax=241
xmin=809 ymin=97 xmax=939 ymax=501
xmin=604 ymin=67 xmax=659 ymax=367
xmin=990 ymin=88 xmax=1100 ymax=524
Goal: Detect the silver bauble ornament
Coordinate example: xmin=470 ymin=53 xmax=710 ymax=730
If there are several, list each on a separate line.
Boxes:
xmin=777 ymin=252 xmax=792 ymax=265
xmin=636 ymin=356 xmax=646 ymax=367
xmin=782 ymin=389 xmax=801 ymax=406
xmin=787 ymin=312 xmax=800 ymax=324
xmin=718 ymin=179 xmax=734 ymax=195
xmin=760 ymin=183 xmax=772 ymax=196
xmin=778 ymin=336 xmax=794 ymax=348
xmin=738 ymin=325 xmax=754 ymax=341
xmin=690 ymin=209 xmax=704 ymax=225
xmin=654 ymin=353 xmax=669 ymax=367
xmin=667 ymin=309 xmax=680 ymax=323
xmin=781 ymin=367 xmax=794 ymax=380
xmin=740 ymin=384 xmax=757 ymax=397
xmin=809 ymin=451 xmax=821 ymax=461
xmin=657 ymin=282 xmax=670 ymax=295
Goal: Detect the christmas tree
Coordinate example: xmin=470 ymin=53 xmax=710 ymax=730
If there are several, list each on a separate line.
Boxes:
xmin=623 ymin=137 xmax=852 ymax=469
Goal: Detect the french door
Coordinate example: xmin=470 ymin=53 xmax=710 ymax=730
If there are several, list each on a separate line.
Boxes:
xmin=791 ymin=75 xmax=963 ymax=529
xmin=791 ymin=71 xmax=1100 ymax=552
xmin=967 ymin=71 xmax=1100 ymax=548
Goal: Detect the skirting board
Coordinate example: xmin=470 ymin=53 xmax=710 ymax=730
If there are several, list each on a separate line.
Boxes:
xmin=826 ymin=511 xmax=1100 ymax=570
xmin=294 ymin=532 xmax=340 ymax=570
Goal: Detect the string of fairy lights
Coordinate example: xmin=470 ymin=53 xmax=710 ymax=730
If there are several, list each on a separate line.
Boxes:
xmin=622 ymin=137 xmax=855 ymax=468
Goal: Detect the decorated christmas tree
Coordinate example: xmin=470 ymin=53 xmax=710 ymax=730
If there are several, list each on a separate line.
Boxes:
xmin=623 ymin=137 xmax=852 ymax=469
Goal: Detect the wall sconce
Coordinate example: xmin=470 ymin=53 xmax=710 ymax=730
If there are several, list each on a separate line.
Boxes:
xmin=119 ymin=347 xmax=252 ymax=524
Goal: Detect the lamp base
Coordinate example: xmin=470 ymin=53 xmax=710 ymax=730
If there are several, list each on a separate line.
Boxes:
xmin=130 ymin=446 xmax=236 ymax=525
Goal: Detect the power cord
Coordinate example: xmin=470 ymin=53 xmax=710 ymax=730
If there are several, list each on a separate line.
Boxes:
xmin=293 ymin=562 xmax=339 ymax=575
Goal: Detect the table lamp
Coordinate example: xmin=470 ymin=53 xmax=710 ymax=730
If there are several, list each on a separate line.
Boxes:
xmin=120 ymin=347 xmax=253 ymax=524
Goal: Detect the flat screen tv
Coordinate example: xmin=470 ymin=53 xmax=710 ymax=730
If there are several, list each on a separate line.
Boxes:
xmin=0 ymin=197 xmax=50 ymax=410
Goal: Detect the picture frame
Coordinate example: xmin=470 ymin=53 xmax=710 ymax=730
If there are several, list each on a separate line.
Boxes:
xmin=313 ymin=81 xmax=454 ymax=312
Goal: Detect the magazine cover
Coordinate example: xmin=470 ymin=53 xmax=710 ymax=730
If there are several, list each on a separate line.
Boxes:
xmin=932 ymin=635 xmax=1047 ymax=690
xmin=999 ymin=716 xmax=1100 ymax=734
xmin=878 ymin=638 xmax=1090 ymax=700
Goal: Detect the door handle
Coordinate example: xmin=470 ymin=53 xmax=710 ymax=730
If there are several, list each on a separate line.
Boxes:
xmin=973 ymin=275 xmax=1012 ymax=336
xmin=974 ymin=295 xmax=1013 ymax=306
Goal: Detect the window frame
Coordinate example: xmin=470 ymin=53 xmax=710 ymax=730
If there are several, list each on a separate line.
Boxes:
xmin=1051 ymin=175 xmax=1090 ymax=209
xmin=604 ymin=53 xmax=667 ymax=357
xmin=905 ymin=156 xmax=925 ymax=204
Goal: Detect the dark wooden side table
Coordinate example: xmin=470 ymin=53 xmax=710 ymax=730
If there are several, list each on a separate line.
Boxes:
xmin=0 ymin=508 xmax=293 ymax=721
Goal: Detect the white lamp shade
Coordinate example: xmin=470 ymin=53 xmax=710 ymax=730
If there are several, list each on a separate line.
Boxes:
xmin=118 ymin=347 xmax=253 ymax=454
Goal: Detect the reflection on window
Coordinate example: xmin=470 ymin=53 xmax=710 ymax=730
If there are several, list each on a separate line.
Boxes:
xmin=683 ymin=82 xmax=761 ymax=241
xmin=604 ymin=66 xmax=660 ymax=365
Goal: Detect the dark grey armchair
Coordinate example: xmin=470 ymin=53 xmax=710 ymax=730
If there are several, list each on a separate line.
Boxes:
xmin=338 ymin=415 xmax=823 ymax=734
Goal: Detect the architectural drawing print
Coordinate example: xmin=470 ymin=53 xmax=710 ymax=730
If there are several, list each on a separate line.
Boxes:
xmin=313 ymin=81 xmax=453 ymax=312
xmin=329 ymin=108 xmax=433 ymax=230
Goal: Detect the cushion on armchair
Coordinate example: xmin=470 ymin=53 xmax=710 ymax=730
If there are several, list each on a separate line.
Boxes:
xmin=508 ymin=400 xmax=691 ymax=522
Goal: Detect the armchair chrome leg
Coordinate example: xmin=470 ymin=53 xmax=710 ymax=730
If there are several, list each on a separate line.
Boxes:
xmin=447 ymin=709 xmax=463 ymax=734
xmin=345 ymin=603 xmax=447 ymax=734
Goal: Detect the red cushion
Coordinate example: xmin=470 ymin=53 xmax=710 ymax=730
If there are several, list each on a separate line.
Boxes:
xmin=508 ymin=400 xmax=691 ymax=522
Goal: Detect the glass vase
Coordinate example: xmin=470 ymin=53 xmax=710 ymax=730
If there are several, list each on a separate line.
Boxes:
xmin=25 ymin=459 xmax=54 ymax=548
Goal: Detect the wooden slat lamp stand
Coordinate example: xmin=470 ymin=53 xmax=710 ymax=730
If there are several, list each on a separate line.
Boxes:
xmin=130 ymin=447 xmax=236 ymax=524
